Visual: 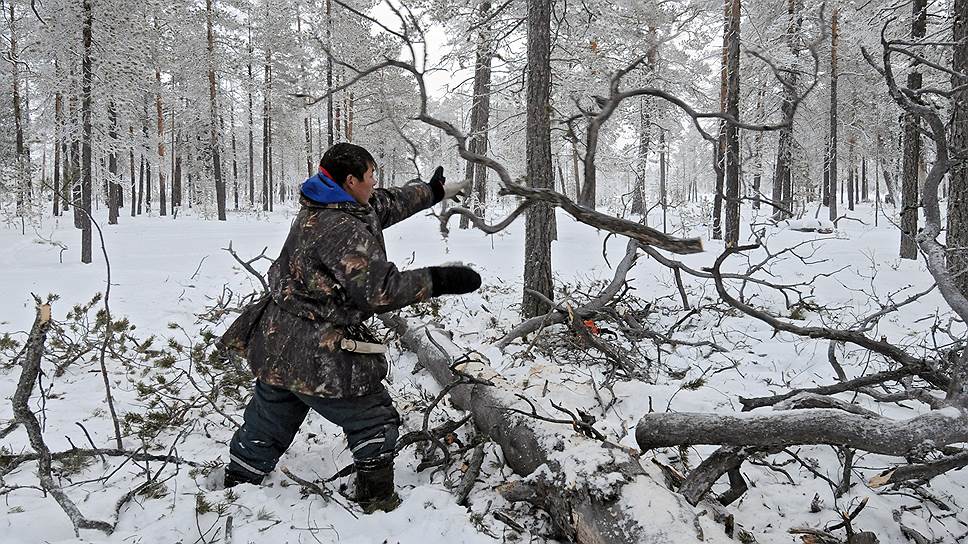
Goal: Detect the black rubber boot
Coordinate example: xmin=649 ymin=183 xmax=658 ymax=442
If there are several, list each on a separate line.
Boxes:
xmin=223 ymin=462 xmax=264 ymax=488
xmin=354 ymin=454 xmax=400 ymax=514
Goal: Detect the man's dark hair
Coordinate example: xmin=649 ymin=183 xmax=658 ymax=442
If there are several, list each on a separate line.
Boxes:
xmin=319 ymin=143 xmax=375 ymax=186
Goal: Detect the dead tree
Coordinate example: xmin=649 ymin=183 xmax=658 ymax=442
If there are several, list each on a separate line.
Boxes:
xmin=627 ymin=18 xmax=968 ymax=514
xmin=385 ymin=315 xmax=740 ymax=543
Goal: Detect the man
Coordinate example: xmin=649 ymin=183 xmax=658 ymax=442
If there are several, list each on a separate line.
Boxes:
xmin=219 ymin=143 xmax=480 ymax=513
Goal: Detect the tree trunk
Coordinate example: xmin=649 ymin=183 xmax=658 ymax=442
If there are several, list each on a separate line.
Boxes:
xmin=752 ymin=89 xmax=764 ymax=210
xmin=296 ymin=6 xmax=314 ymax=178
xmin=347 ymin=92 xmax=354 ymax=141
xmin=208 ymin=0 xmax=227 ymax=221
xmin=772 ymin=0 xmax=801 ymax=220
xmin=262 ymin=53 xmax=272 ymax=211
xmin=155 ymin=65 xmax=167 ymax=217
xmin=460 ymin=0 xmax=494 ymax=229
xmin=108 ymin=103 xmax=119 ymax=225
xmin=231 ymin=102 xmax=240 ymax=210
xmin=631 ymin=99 xmax=651 ymax=216
xmin=326 ymin=0 xmax=334 ymax=147
xmin=637 ymin=406 xmax=968 ymax=459
xmin=81 ymin=0 xmax=94 ymax=263
xmin=138 ymin=155 xmax=145 ymax=216
xmin=129 ymin=127 xmax=136 ymax=217
xmin=62 ymin=128 xmax=71 ymax=214
xmin=390 ymin=318 xmax=737 ymax=544
xmin=949 ymin=0 xmax=968 ymax=296
xmin=828 ymin=7 xmax=839 ymax=223
xmin=901 ymin=0 xmax=927 ymax=259
xmin=335 ymin=89 xmax=342 ymax=142
xmin=861 ymin=155 xmax=868 ymax=202
xmin=304 ymin=115 xmax=313 ymax=177
xmin=247 ymin=12 xmax=255 ymax=208
xmin=173 ymin=133 xmax=182 ymax=212
xmin=522 ymin=0 xmax=555 ymax=319
xmin=571 ymin=140 xmax=581 ymax=198
xmin=660 ymin=130 xmax=668 ymax=232
xmin=54 ymin=90 xmax=63 ymax=217
xmin=847 ymin=135 xmax=856 ymax=212
xmin=723 ymin=0 xmax=741 ymax=246
xmin=278 ymin=140 xmax=285 ymax=203
xmin=172 ymin=126 xmax=182 ymax=209
xmin=72 ymin=138 xmax=82 ymax=227
xmin=10 ymin=1 xmax=29 ymax=216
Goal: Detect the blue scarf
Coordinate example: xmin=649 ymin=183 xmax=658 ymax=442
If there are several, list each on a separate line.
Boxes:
xmin=300 ymin=168 xmax=355 ymax=204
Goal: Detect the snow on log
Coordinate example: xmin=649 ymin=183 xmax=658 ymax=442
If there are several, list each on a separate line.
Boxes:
xmin=388 ymin=316 xmax=737 ymax=543
xmin=635 ymin=407 xmax=968 ymax=456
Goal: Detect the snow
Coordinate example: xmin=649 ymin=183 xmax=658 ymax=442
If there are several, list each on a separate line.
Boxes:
xmin=1 ymin=200 xmax=966 ymax=543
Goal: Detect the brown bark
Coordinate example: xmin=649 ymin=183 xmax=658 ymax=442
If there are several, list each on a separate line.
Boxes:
xmin=10 ymin=1 xmax=29 ymax=215
xmin=723 ymin=0 xmax=741 ymax=245
xmin=208 ymin=0 xmax=227 ymax=221
xmin=108 ymin=103 xmax=119 ymax=225
xmin=522 ymin=0 xmax=555 ymax=318
xmin=752 ymin=89 xmax=764 ymax=210
xmin=660 ymin=130 xmax=668 ymax=232
xmin=155 ymin=65 xmax=167 ymax=217
xmin=847 ymin=135 xmax=855 ymax=211
xmin=829 ymin=7 xmax=839 ymax=222
xmin=326 ymin=0 xmax=334 ymax=147
xmin=171 ymin=112 xmax=181 ymax=209
xmin=773 ymin=0 xmax=801 ymax=220
xmin=231 ymin=104 xmax=239 ymax=210
xmin=262 ymin=49 xmax=272 ymax=211
xmin=571 ymin=139 xmax=581 ymax=198
xmin=347 ymin=92 xmax=354 ymax=141
xmin=900 ymin=0 xmax=928 ymax=259
xmin=81 ymin=0 xmax=93 ymax=263
xmin=460 ymin=0 xmax=494 ymax=229
xmin=712 ymin=0 xmax=727 ymax=239
xmin=129 ymin=127 xmax=135 ymax=217
xmin=54 ymin=90 xmax=63 ymax=217
xmin=948 ymin=0 xmax=968 ymax=296
xmin=247 ymin=12 xmax=255 ymax=207
xmin=630 ymin=99 xmax=651 ymax=216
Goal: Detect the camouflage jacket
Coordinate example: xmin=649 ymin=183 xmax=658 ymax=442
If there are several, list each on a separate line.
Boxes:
xmin=221 ymin=183 xmax=436 ymax=397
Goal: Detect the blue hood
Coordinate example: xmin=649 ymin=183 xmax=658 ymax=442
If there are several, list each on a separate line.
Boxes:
xmin=300 ymin=171 xmax=356 ymax=204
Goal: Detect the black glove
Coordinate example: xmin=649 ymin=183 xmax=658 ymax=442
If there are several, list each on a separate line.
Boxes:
xmin=429 ymin=266 xmax=481 ymax=296
xmin=428 ymin=166 xmax=445 ymax=203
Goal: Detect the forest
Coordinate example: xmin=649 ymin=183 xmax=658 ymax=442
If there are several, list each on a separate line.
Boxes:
xmin=2 ymin=0 xmax=968 ymax=542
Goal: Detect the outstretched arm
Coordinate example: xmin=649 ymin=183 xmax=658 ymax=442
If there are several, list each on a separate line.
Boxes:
xmin=318 ymin=215 xmax=434 ymax=315
xmin=370 ymin=182 xmax=438 ymax=229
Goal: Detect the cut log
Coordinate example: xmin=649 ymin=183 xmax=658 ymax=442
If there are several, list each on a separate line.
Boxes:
xmin=636 ymin=407 xmax=968 ymax=456
xmin=387 ymin=316 xmax=738 ymax=543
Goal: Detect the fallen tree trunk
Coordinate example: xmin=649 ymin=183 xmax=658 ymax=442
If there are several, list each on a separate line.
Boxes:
xmin=636 ymin=406 xmax=968 ymax=456
xmin=12 ymin=302 xmax=114 ymax=535
xmin=387 ymin=315 xmax=738 ymax=543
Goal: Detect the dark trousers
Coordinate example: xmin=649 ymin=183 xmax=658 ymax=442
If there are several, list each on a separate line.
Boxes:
xmin=228 ymin=380 xmax=400 ymax=479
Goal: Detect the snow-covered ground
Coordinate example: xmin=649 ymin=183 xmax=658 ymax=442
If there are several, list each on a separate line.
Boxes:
xmin=1 ymin=200 xmax=965 ymax=543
